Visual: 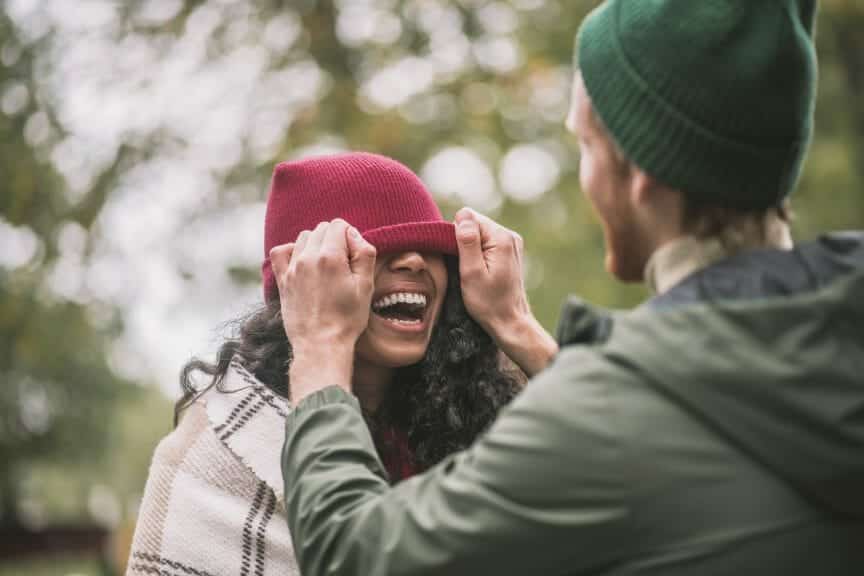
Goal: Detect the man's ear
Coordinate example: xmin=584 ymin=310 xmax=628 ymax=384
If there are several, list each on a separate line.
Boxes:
xmin=630 ymin=170 xmax=687 ymax=239
xmin=629 ymin=167 xmax=659 ymax=206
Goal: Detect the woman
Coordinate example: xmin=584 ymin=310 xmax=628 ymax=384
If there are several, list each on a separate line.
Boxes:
xmin=126 ymin=153 xmax=522 ymax=576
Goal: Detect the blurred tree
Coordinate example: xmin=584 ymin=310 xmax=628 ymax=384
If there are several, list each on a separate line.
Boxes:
xmin=0 ymin=8 xmax=138 ymax=532
xmin=828 ymin=4 xmax=864 ymax=180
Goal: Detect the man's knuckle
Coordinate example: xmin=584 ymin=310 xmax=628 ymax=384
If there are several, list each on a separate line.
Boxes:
xmin=318 ymin=252 xmax=341 ymax=268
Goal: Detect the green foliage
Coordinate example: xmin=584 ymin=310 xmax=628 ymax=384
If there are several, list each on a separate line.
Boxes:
xmin=0 ymin=8 xmax=139 ymax=527
xmin=0 ymin=285 xmax=121 ymax=492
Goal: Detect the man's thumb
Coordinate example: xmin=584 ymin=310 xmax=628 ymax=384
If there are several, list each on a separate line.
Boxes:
xmin=347 ymin=227 xmax=376 ymax=278
xmin=456 ymin=218 xmax=485 ymax=276
xmin=269 ymin=243 xmax=295 ymax=274
xmin=456 ymin=217 xmax=480 ymax=246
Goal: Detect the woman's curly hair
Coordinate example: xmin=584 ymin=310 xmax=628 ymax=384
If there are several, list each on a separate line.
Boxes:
xmin=176 ymin=257 xmax=523 ymax=477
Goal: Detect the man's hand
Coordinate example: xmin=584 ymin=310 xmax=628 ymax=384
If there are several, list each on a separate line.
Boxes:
xmin=269 ymin=219 xmax=377 ymax=402
xmin=455 ymin=208 xmax=558 ymax=377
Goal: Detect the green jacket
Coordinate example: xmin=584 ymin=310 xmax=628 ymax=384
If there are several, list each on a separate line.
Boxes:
xmin=282 ymin=233 xmax=864 ymax=575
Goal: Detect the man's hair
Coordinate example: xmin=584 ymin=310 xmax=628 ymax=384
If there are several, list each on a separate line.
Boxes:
xmin=680 ymin=195 xmax=791 ymax=252
xmin=175 ymin=256 xmax=522 ymax=479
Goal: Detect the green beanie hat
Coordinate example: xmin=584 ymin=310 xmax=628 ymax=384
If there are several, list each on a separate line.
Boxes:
xmin=577 ymin=0 xmax=818 ymax=209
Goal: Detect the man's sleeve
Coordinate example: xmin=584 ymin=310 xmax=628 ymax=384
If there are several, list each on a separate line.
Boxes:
xmin=282 ymin=349 xmax=630 ymax=576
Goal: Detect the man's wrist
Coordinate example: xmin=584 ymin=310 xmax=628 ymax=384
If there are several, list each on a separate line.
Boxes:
xmin=493 ymin=314 xmax=558 ymax=378
xmin=289 ymin=341 xmax=355 ymax=405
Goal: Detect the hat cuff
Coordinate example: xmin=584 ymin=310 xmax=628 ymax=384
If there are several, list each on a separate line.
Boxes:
xmin=262 ymin=221 xmax=457 ymax=302
xmin=362 ymin=221 xmax=458 ymax=257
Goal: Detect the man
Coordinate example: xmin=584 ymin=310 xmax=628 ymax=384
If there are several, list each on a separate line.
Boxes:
xmin=271 ymin=0 xmax=864 ymax=574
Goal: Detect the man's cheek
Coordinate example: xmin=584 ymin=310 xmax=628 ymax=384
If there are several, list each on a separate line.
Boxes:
xmin=579 ymin=164 xmax=594 ymax=198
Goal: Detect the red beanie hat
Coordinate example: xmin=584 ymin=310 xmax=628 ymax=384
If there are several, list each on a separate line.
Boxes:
xmin=262 ymin=152 xmax=458 ymax=301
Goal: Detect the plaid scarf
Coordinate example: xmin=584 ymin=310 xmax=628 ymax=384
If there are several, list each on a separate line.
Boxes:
xmin=126 ymin=360 xmax=299 ymax=576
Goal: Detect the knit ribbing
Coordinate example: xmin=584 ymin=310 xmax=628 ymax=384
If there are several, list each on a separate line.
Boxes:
xmin=577 ymin=0 xmax=817 ymax=209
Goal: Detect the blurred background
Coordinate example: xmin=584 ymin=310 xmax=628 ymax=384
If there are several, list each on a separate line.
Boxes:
xmin=1 ymin=0 xmax=862 ymax=573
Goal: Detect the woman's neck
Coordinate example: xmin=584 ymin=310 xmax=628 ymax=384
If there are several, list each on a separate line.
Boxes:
xmin=352 ymin=357 xmax=394 ymax=415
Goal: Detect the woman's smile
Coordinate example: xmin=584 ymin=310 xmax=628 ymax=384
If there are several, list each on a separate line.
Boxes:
xmin=371 ymin=290 xmax=430 ymax=334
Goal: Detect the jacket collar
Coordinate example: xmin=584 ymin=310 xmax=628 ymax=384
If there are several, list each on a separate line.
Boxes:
xmin=645 ymin=214 xmax=794 ymax=295
xmin=648 ymin=232 xmax=864 ymax=310
xmin=556 ymin=296 xmax=614 ymax=348
xmin=203 ymin=360 xmax=291 ymax=504
xmin=644 ymin=236 xmax=729 ymax=295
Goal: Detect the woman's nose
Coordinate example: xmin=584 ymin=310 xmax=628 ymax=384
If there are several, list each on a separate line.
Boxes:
xmin=388 ymin=251 xmax=427 ymax=274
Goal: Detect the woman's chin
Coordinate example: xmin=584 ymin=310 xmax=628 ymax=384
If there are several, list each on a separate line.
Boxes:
xmin=373 ymin=344 xmax=427 ymax=368
xmin=354 ymin=312 xmax=437 ymax=368
xmin=355 ymin=337 xmax=428 ymax=369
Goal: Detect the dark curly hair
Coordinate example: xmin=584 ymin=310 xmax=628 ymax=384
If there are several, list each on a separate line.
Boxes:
xmin=176 ymin=257 xmax=523 ymax=478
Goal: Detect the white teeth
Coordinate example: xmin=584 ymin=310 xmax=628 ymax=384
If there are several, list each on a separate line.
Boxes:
xmin=372 ymin=292 xmax=427 ymax=310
